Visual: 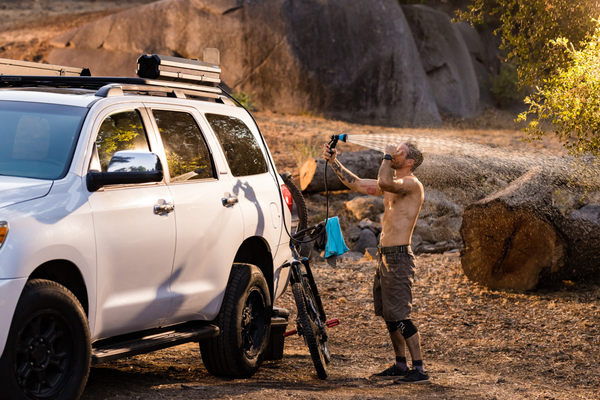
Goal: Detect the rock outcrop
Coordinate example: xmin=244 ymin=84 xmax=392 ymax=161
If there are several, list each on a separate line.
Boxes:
xmin=49 ymin=0 xmax=441 ymax=127
xmin=401 ymin=5 xmax=480 ymax=118
xmin=455 ymin=21 xmax=494 ymax=107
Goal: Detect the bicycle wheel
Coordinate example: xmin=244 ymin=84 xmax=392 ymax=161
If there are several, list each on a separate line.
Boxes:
xmin=281 ymin=172 xmax=308 ymax=235
xmin=282 ymin=172 xmax=313 ymax=256
xmin=292 ymin=281 xmax=328 ymax=379
xmin=303 ymin=273 xmax=331 ymax=365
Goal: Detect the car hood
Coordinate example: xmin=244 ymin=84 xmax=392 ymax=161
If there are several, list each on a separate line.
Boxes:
xmin=0 ymin=176 xmax=53 ymax=209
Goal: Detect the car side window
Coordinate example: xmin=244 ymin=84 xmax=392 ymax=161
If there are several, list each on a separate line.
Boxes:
xmin=94 ymin=110 xmax=150 ymax=172
xmin=152 ymin=110 xmax=216 ymax=182
xmin=205 ymin=114 xmax=268 ymax=177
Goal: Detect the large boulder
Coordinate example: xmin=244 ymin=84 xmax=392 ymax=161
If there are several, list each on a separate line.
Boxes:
xmin=455 ymin=21 xmax=494 ymax=107
xmin=346 ymin=196 xmax=384 ymax=221
xmin=401 ymin=4 xmax=480 ymax=118
xmin=49 ymin=0 xmax=441 ymax=127
xmin=354 ymin=229 xmax=378 ymax=254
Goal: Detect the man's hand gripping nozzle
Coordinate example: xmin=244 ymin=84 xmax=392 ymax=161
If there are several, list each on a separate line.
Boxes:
xmin=327 ymin=134 xmax=348 ymax=154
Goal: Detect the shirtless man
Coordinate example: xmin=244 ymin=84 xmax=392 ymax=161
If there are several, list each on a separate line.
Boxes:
xmin=323 ymin=140 xmax=429 ymax=384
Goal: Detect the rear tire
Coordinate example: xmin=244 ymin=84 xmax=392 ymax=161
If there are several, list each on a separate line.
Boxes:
xmin=282 ymin=173 xmax=310 ymax=256
xmin=200 ymin=263 xmax=271 ymax=378
xmin=0 ymin=279 xmax=91 ymax=400
xmin=292 ymin=281 xmax=328 ymax=379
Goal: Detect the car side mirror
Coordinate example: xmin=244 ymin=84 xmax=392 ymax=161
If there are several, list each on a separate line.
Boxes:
xmin=87 ymin=151 xmax=164 ymax=192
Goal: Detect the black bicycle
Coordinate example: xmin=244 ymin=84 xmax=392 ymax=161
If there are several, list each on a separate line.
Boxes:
xmin=281 ymin=174 xmax=333 ymax=380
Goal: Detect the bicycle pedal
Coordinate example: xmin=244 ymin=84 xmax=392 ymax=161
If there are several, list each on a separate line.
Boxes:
xmin=283 ymin=329 xmax=298 ymax=337
xmin=325 ymin=318 xmax=340 ymax=328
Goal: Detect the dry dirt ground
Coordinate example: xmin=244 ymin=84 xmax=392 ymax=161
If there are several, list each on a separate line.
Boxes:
xmin=2 ymin=2 xmax=599 ymax=399
xmin=82 ymin=253 xmax=600 ymax=400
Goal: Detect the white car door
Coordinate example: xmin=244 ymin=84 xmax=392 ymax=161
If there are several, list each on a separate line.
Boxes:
xmin=86 ymin=106 xmax=176 ymax=339
xmin=145 ymin=106 xmax=244 ymax=324
xmin=203 ymin=113 xmax=283 ymax=248
xmin=203 ymin=113 xmax=288 ymax=285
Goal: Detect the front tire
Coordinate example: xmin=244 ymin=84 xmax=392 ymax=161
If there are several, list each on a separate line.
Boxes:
xmin=200 ymin=263 xmax=272 ymax=378
xmin=0 ymin=279 xmax=91 ymax=400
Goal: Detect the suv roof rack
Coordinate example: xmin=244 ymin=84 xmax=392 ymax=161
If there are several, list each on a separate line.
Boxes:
xmin=0 ymin=57 xmax=90 ymax=77
xmin=137 ymin=54 xmax=220 ymax=85
xmin=0 ymin=51 xmax=228 ymax=102
xmin=0 ymin=76 xmax=223 ymax=100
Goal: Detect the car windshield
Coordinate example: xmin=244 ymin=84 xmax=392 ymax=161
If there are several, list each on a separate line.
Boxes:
xmin=0 ymin=100 xmax=87 ymax=180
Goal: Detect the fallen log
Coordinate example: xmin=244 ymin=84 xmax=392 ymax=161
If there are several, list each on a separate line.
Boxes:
xmin=300 ymin=150 xmax=381 ymax=192
xmin=460 ymin=167 xmax=600 ymax=291
xmin=300 ymin=149 xmax=539 ymax=193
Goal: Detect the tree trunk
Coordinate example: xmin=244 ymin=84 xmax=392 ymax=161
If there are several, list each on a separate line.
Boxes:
xmin=460 ymin=167 xmax=600 ymax=291
xmin=299 ymin=150 xmax=540 ymax=193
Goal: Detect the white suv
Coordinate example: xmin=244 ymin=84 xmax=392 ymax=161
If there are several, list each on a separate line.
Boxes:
xmin=0 ymin=55 xmax=297 ymax=400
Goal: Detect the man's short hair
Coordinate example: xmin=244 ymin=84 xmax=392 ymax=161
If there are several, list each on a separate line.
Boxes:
xmin=405 ymin=141 xmax=423 ymax=172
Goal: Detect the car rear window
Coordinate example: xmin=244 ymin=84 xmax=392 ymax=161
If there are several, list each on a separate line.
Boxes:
xmin=0 ymin=100 xmax=87 ymax=180
xmin=205 ymin=114 xmax=267 ymax=177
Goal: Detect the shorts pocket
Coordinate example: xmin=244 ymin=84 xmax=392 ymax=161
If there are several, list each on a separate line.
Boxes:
xmin=384 ymin=253 xmax=400 ymax=264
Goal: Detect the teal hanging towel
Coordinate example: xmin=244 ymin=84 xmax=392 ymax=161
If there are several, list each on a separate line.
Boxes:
xmin=324 ymin=216 xmax=349 ymax=258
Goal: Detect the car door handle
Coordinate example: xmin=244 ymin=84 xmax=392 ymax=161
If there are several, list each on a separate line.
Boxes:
xmin=222 ymin=196 xmax=238 ymax=207
xmin=154 ymin=202 xmax=175 ymax=214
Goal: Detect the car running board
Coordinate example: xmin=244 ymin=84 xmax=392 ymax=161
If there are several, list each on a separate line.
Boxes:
xmin=91 ymin=323 xmax=219 ymax=364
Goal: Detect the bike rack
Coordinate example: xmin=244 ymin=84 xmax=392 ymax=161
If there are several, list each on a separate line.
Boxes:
xmin=283 ymin=318 xmax=340 ymax=337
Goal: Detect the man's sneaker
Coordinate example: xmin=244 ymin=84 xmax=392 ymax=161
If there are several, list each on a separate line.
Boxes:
xmin=393 ymin=368 xmax=430 ymax=384
xmin=371 ymin=364 xmax=409 ymax=379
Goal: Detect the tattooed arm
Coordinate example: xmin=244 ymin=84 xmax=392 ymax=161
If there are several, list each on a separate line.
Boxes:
xmin=323 ymin=143 xmax=383 ymax=196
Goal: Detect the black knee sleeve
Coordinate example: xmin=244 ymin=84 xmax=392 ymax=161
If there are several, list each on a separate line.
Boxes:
xmin=386 ymin=319 xmax=418 ymax=339
xmin=386 ymin=320 xmax=401 ymax=333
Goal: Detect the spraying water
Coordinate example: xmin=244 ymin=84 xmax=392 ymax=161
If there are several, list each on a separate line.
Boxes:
xmin=328 ymin=132 xmax=600 ymax=189
xmin=342 ymin=133 xmax=553 ymax=163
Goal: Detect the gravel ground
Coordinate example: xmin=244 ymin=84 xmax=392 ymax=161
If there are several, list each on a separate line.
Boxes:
xmin=81 ymin=253 xmax=600 ymax=400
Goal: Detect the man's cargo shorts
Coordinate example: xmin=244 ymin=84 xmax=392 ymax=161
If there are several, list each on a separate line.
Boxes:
xmin=373 ymin=245 xmax=416 ymax=321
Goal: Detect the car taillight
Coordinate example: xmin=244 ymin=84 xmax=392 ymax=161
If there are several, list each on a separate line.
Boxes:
xmin=281 ymin=184 xmax=293 ymax=214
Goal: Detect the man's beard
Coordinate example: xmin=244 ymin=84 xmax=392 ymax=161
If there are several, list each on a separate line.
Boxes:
xmin=392 ymin=159 xmax=405 ymax=170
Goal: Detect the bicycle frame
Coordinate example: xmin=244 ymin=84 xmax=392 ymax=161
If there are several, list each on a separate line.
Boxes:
xmin=284 ymin=253 xmax=328 ymax=336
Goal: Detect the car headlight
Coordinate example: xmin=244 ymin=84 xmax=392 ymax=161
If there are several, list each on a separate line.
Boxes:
xmin=0 ymin=222 xmax=8 ymax=249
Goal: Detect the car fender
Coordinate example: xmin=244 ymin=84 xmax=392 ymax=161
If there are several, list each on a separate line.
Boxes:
xmin=0 ymin=174 xmax=97 ymax=333
xmin=0 ymin=277 xmax=28 ymax=357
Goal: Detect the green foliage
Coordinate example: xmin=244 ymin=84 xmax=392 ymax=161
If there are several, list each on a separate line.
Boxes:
xmin=489 ymin=61 xmax=524 ymax=107
xmin=97 ymin=125 xmax=138 ymax=156
xmin=459 ymin=1 xmax=600 ymax=156
xmin=458 ymin=0 xmax=600 ymax=87
xmin=96 ymin=112 xmax=145 ymax=170
xmin=165 ymin=150 xmax=210 ymax=179
xmin=517 ymin=23 xmax=600 ymax=157
xmin=231 ymin=92 xmax=258 ymax=111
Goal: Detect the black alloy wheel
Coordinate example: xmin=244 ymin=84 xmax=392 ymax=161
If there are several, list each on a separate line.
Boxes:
xmin=15 ymin=310 xmax=75 ymax=397
xmin=241 ymin=287 xmax=267 ymax=358
xmin=0 ymin=279 xmax=91 ymax=400
xmin=200 ymin=263 xmax=272 ymax=378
